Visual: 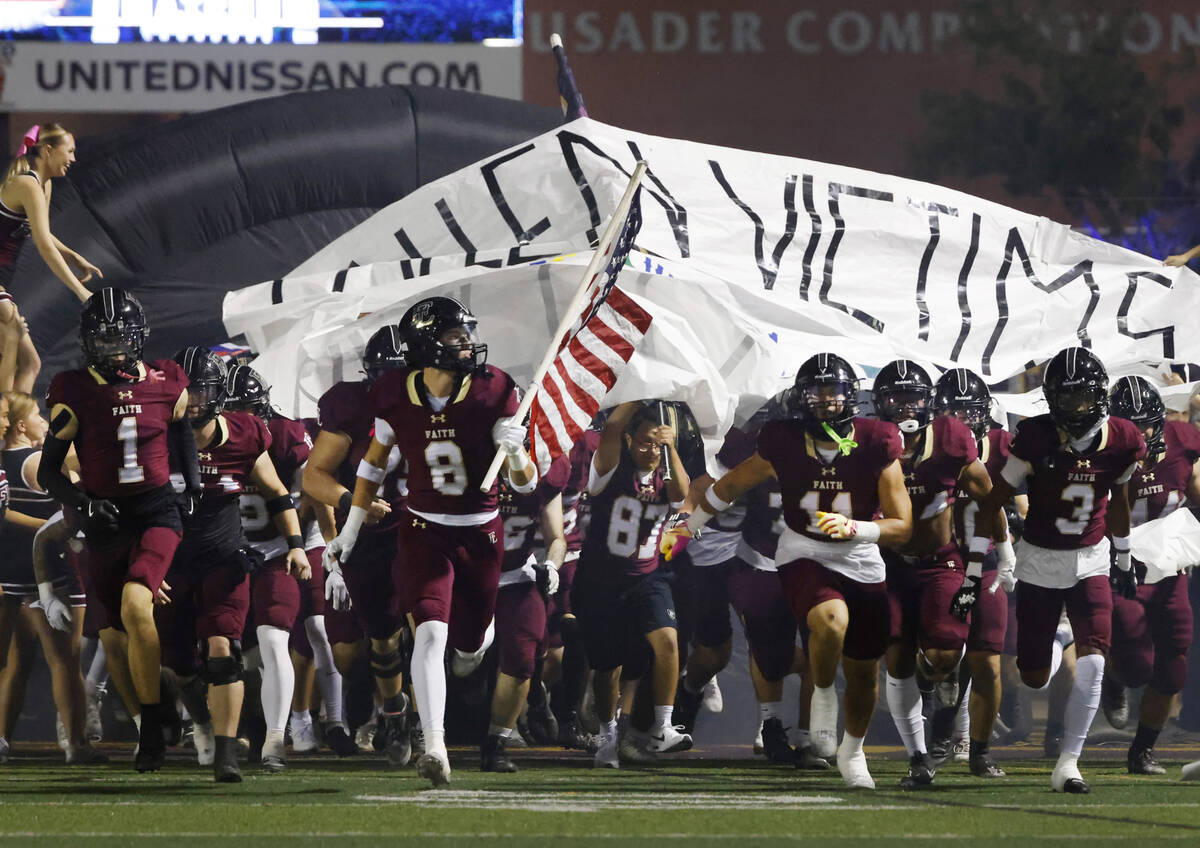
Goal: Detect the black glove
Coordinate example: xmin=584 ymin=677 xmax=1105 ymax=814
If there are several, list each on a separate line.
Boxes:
xmin=235 ymin=546 xmax=266 ymax=577
xmin=179 ymin=489 xmax=201 ymax=518
xmin=83 ymin=497 xmax=121 ymax=535
xmin=1110 ymin=564 xmax=1138 ymax=600
xmin=949 ymin=568 xmax=982 ymax=621
xmin=533 ymin=560 xmax=559 ymax=602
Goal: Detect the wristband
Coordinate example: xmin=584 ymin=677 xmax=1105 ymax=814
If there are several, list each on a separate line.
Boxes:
xmin=997 ymin=538 xmax=1015 ymax=563
xmin=505 ymin=445 xmax=532 ymax=469
xmin=965 ymin=560 xmax=983 ymax=580
xmin=337 ymin=490 xmax=353 ymax=514
xmin=285 ymin=534 xmax=304 ymax=551
xmin=37 ymin=580 xmax=57 ymax=604
xmin=1112 ymin=534 xmax=1131 ymax=553
xmin=968 ymin=536 xmax=991 ymax=557
xmin=542 ymin=559 xmax=558 ymax=571
xmin=704 ymin=485 xmax=733 ymax=513
xmin=356 ymin=459 xmax=385 ymax=484
xmin=853 ymin=520 xmax=881 ymax=543
xmin=685 ymin=509 xmax=710 ymax=535
xmin=343 ymin=505 xmax=367 ymax=538
xmin=266 ymin=494 xmax=294 ymax=516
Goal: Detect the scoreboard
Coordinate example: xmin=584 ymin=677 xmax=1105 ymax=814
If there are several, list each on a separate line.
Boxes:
xmin=0 ymin=1 xmax=522 ymax=44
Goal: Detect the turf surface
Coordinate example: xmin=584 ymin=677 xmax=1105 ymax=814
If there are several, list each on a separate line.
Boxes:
xmin=1 ymin=745 xmax=1198 ymax=846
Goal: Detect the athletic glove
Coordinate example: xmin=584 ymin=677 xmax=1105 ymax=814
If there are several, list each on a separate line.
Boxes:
xmin=660 ymin=511 xmax=707 ymax=562
xmin=82 ymin=497 xmax=120 ymax=535
xmin=492 ymin=416 xmax=527 ymax=457
xmin=37 ymin=582 xmax=72 ymax=632
xmin=324 ymin=560 xmax=352 ymax=611
xmin=1110 ymin=536 xmax=1137 ymax=600
xmin=996 ymin=538 xmax=1017 ymax=593
xmin=534 ymin=560 xmax=559 ymax=600
xmin=949 ymin=563 xmax=983 ymax=621
xmin=815 ymin=510 xmax=880 ymax=542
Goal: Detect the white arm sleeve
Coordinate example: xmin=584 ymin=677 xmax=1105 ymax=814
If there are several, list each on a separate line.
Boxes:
xmin=1115 ymin=461 xmax=1138 ymax=486
xmin=373 ymin=417 xmax=395 ymax=446
xmin=1000 ymin=454 xmax=1032 ymax=488
xmin=587 ymin=455 xmax=617 ymax=496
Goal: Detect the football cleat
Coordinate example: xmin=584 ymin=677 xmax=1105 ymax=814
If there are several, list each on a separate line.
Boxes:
xmin=594 ymin=732 xmax=619 ymax=769
xmin=85 ymin=685 xmax=105 ymax=743
xmin=951 ymin=737 xmax=970 ymax=763
xmin=1182 ymin=759 xmax=1200 ymax=781
xmin=753 ymin=722 xmax=764 ymax=756
xmin=324 ymin=723 xmax=359 ymax=758
xmin=64 ymin=742 xmax=109 ymax=765
xmin=969 ymin=752 xmax=1006 ymax=778
xmin=899 ymin=752 xmax=937 ymax=789
xmin=525 ymin=694 xmax=559 ymax=746
xmin=1102 ymin=674 xmax=1130 ymax=730
xmin=1128 ymin=747 xmax=1166 ymax=776
xmin=617 ymin=731 xmax=656 ymax=764
xmin=355 ymin=715 xmax=378 ymax=753
xmin=213 ymin=736 xmax=243 ymax=783
xmin=836 ymin=740 xmax=875 ymax=790
xmin=409 ymin=725 xmax=426 ymax=756
xmin=794 ymin=745 xmax=832 ymax=771
xmin=645 ymin=725 xmax=692 ymax=755
xmin=673 ymin=682 xmax=703 ymax=735
xmin=1051 ymin=756 xmax=1089 ymax=794
xmin=289 ymin=712 xmax=319 ymax=753
xmin=557 ymin=713 xmax=596 ymax=752
xmin=701 ymin=678 xmax=724 ymax=714
xmin=480 ymin=734 xmax=518 ymax=773
xmin=134 ymin=707 xmax=167 ymax=773
xmin=260 ymin=738 xmax=286 ymax=774
xmin=760 ymin=718 xmax=795 ymax=765
xmin=193 ymin=721 xmax=216 ymax=766
xmin=809 ymin=686 xmax=839 ymax=759
xmin=417 ymin=750 xmax=452 ymax=787
xmin=56 ymin=714 xmax=69 ymax=751
xmin=381 ymin=710 xmax=412 ymax=768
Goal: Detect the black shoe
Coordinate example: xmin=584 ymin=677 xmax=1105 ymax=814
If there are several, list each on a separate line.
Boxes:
xmin=135 ymin=705 xmax=167 ymax=773
xmin=673 ymin=683 xmax=703 ymax=735
xmin=760 ymin=718 xmax=795 ymax=765
xmin=969 ymin=753 xmax=1006 ymax=778
xmin=793 ymin=745 xmax=832 ymax=771
xmin=325 ymin=723 xmax=359 ymax=758
xmin=213 ymin=736 xmax=243 ymax=783
xmin=1128 ymin=747 xmax=1166 ymax=775
xmin=1102 ymin=675 xmax=1130 ymax=730
xmin=557 ymin=712 xmax=597 ymax=752
xmin=899 ymin=753 xmax=937 ymax=789
xmin=481 ymin=734 xmax=518 ymax=773
xmin=1044 ymin=725 xmax=1063 ymax=759
xmin=526 ymin=698 xmax=559 ymax=746
xmin=1061 ymin=777 xmax=1090 ymax=794
xmin=381 ymin=709 xmax=412 ymax=768
xmin=159 ymin=670 xmax=183 ymax=747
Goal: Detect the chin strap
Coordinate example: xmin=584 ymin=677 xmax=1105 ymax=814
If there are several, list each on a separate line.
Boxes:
xmin=822 ymin=421 xmax=858 ymax=456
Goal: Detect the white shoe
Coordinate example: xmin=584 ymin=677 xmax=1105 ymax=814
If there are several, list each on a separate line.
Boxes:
xmin=86 ymin=686 xmax=104 ymax=743
xmin=261 ymin=739 xmax=287 ymax=773
xmin=1182 ymin=759 xmax=1200 ymax=781
xmin=837 ymin=740 xmax=875 ymax=789
xmin=594 ymin=732 xmax=619 ymax=769
xmin=193 ymin=722 xmax=216 ymax=766
xmin=289 ymin=713 xmax=319 ymax=753
xmin=753 ymin=721 xmax=764 ymax=755
xmin=809 ymin=686 xmax=839 ymax=759
xmin=417 ymin=748 xmax=451 ymax=787
xmin=951 ymin=737 xmax=970 ymax=763
xmin=618 ymin=732 xmax=657 ymax=764
xmin=56 ymin=714 xmax=69 ymax=751
xmin=645 ymin=725 xmax=693 ymax=754
xmin=0 ymin=736 xmax=8 ymax=764
xmin=355 ymin=714 xmax=378 ymax=753
xmin=701 ymin=678 xmax=724 ymax=713
xmin=507 ymin=727 xmax=528 ymax=748
xmin=1051 ymin=756 xmax=1090 ymax=793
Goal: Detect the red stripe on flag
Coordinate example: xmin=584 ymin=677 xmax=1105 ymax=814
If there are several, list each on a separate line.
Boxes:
xmin=605 ymin=286 xmax=653 ymax=334
xmin=565 ymin=336 xmax=617 ymax=386
xmin=553 ymin=356 xmax=602 ymax=418
xmin=536 ymin=370 xmax=577 ymax=442
xmin=532 ymin=400 xmax=565 ymax=458
xmin=587 ymin=312 xmax=637 ymax=361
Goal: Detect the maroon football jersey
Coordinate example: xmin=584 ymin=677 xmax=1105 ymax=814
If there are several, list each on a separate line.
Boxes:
xmin=370 ymin=365 xmax=520 ymax=517
xmin=562 ymin=429 xmax=600 ymax=555
xmin=317 ymin=380 xmax=406 ymax=536
xmin=1130 ymin=420 xmax=1200 ymax=526
xmin=901 ymin=415 xmax=977 ymax=522
xmin=710 ymin=423 xmax=782 ymax=559
xmin=1009 ymin=414 xmax=1145 ymax=549
xmin=0 ymin=466 xmax=9 ymax=529
xmin=47 ymin=359 xmax=189 ymax=499
xmin=241 ymin=415 xmax=310 ymax=548
xmin=757 ymin=416 xmax=902 ymax=543
xmin=581 ymin=452 xmax=672 ymax=577
xmin=954 ymin=426 xmax=1012 ymax=546
xmin=500 ymin=455 xmax=570 ymax=571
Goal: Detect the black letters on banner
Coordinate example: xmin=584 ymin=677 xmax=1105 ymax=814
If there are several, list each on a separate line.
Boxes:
xmin=435 ymin=198 xmax=503 ymax=269
xmin=708 ymin=161 xmax=797 ymax=291
xmin=480 ymin=144 xmax=560 ymax=266
xmin=1118 ymin=271 xmax=1175 ymax=358
xmin=824 ymin=183 xmax=891 ymax=333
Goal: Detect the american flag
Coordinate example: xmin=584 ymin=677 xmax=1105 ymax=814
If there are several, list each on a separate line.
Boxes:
xmin=529 ymin=187 xmax=651 ymax=472
xmin=552 ymin=34 xmax=588 ymax=120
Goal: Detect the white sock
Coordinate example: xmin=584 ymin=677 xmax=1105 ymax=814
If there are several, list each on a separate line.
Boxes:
xmin=488 ymin=723 xmax=512 ymax=738
xmin=257 ymin=626 xmax=295 ymax=739
xmin=885 ymin=673 xmax=926 ymax=756
xmin=304 ymin=616 xmax=344 ymax=726
xmin=291 ymin=708 xmax=310 ymax=724
xmin=603 ymin=717 xmax=618 ymax=737
xmin=425 ymin=729 xmax=446 ymax=758
xmin=411 ymin=620 xmax=449 ymax=739
xmin=840 ymin=731 xmax=864 ymax=755
xmin=132 ymin=714 xmax=142 ymax=732
xmin=759 ymin=701 xmax=782 ymax=723
xmin=654 ymin=704 xmax=673 ymax=731
xmin=954 ymin=679 xmax=972 ymax=739
xmin=1063 ymin=653 xmax=1104 ymax=760
xmin=87 ymin=641 xmax=108 ymax=689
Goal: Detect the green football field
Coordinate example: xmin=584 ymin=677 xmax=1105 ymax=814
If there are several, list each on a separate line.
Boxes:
xmin=2 ymin=745 xmax=1199 ymax=847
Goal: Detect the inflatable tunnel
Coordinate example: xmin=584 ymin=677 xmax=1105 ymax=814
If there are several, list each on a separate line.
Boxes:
xmin=9 ymin=85 xmax=561 ymax=387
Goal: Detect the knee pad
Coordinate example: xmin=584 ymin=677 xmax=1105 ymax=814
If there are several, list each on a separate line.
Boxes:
xmin=559 ymin=614 xmax=581 ymax=642
xmin=204 ymin=654 xmax=243 ymax=686
xmin=369 ymin=646 xmax=404 ymax=680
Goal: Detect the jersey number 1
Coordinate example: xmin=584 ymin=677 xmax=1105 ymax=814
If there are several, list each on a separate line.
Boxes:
xmin=117 ymin=417 xmax=145 ymax=484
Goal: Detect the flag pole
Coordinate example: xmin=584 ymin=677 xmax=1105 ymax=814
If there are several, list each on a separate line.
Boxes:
xmin=479 ymin=160 xmax=648 ymax=492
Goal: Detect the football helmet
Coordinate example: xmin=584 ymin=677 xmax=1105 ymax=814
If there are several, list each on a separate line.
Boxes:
xmin=1043 ymin=347 xmax=1109 ymax=440
xmin=174 ymin=347 xmax=228 ymax=425
xmin=1109 ymin=375 xmax=1165 ymax=456
xmin=225 ymin=364 xmax=273 ymax=419
xmin=362 ymin=324 xmax=407 ymax=382
xmin=792 ymin=353 xmax=859 ymax=439
xmin=79 ymin=287 xmax=148 ymax=382
xmin=872 ymin=359 xmax=933 ymax=434
xmin=932 ymin=368 xmax=993 ymax=440
xmin=399 ymin=296 xmax=486 ymax=374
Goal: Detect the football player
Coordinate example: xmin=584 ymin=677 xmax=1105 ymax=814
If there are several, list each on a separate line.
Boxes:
xmin=39 ymin=288 xmax=194 ymax=772
xmin=301 ymin=325 xmax=411 ymax=765
xmin=1103 ymin=376 xmax=1199 ymax=775
xmin=159 ymin=347 xmax=308 ymax=782
xmin=326 ymin=296 xmax=533 ymax=787
xmin=575 ymin=400 xmax=691 ymax=768
xmin=484 ymin=453 xmax=569 ymax=771
xmin=968 ymin=347 xmax=1144 ymax=793
xmin=871 ymin=360 xmax=997 ymax=787
xmin=225 ymin=364 xmax=356 ymax=766
xmin=932 ymin=367 xmax=1015 ymax=778
xmin=666 ymin=353 xmax=911 ymax=789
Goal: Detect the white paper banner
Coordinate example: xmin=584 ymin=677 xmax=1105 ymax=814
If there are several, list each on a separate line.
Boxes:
xmin=224 ymin=117 xmax=1200 ymax=441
